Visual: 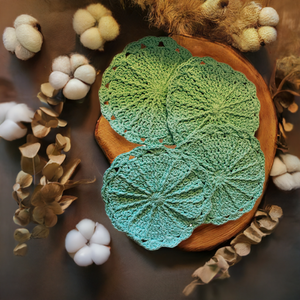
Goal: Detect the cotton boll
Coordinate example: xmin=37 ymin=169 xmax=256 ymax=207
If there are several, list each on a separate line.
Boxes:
xmin=258 ymin=26 xmax=277 ymax=44
xmin=49 ymin=71 xmax=70 ymax=90
xmin=270 ymin=157 xmax=287 ymax=176
xmin=65 ymin=229 xmax=87 ymax=253
xmin=90 ymin=223 xmax=111 ymax=245
xmin=73 ymin=9 xmax=96 ymax=35
xmin=259 ymin=7 xmax=279 ymax=27
xmin=80 ymin=27 xmax=104 ymax=50
xmin=63 ymin=78 xmax=90 ymax=100
xmin=15 ymin=44 xmax=35 ymax=60
xmin=238 ymin=28 xmax=261 ymax=52
xmin=0 ymin=119 xmax=27 ymax=141
xmin=52 ymin=56 xmax=71 ymax=75
xmin=73 ymin=245 xmax=93 ymax=266
xmin=14 ymin=14 xmax=39 ymax=28
xmin=5 ymin=103 xmax=34 ymax=123
xmin=2 ymin=27 xmax=18 ymax=52
xmin=15 ymin=24 xmax=42 ymax=53
xmin=280 ymin=154 xmax=300 ymax=173
xmin=86 ymin=3 xmax=112 ymax=20
xmin=76 ymin=219 xmax=96 ymax=240
xmin=98 ymin=16 xmax=120 ymax=41
xmin=0 ymin=102 xmax=17 ymax=124
xmin=291 ymin=172 xmax=300 ymax=189
xmin=74 ymin=64 xmax=96 ymax=85
xmin=70 ymin=53 xmax=89 ymax=73
xmin=273 ymin=173 xmax=295 ymax=191
xmin=90 ymin=244 xmax=110 ymax=265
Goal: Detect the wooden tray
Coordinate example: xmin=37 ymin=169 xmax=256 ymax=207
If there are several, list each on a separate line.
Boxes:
xmin=95 ymin=35 xmax=277 ymax=251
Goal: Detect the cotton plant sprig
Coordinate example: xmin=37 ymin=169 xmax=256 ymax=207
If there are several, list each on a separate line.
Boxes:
xmin=73 ymin=3 xmax=120 ymax=51
xmin=183 ymin=205 xmax=283 ymax=296
xmin=269 ymin=55 xmax=300 ymax=152
xmin=2 ymin=14 xmax=43 ymax=60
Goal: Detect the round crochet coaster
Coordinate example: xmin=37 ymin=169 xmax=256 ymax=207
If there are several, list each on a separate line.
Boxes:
xmin=101 ymin=146 xmax=211 ymax=250
xmin=167 ymin=56 xmax=260 ymax=144
xmin=178 ymin=125 xmax=265 ymax=225
xmin=99 ymin=36 xmax=192 ymax=146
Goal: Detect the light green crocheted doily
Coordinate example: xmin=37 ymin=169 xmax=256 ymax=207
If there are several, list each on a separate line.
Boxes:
xmin=102 ymin=146 xmax=211 ymax=250
xmin=99 ymin=36 xmax=192 ymax=146
xmin=178 ymin=125 xmax=265 ymax=225
xmin=167 ymin=56 xmax=260 ymax=144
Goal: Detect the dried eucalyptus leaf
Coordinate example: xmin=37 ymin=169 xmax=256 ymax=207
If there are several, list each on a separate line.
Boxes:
xmin=16 ymin=171 xmax=33 ymax=188
xmin=40 ymin=175 xmax=48 ymax=186
xmin=13 ymin=243 xmax=28 ymax=256
xmin=46 ymin=143 xmax=60 ymax=156
xmin=31 ymin=225 xmax=49 ymax=239
xmin=33 ymin=206 xmax=46 ymax=220
xmin=282 ymin=118 xmax=294 ymax=132
xmin=63 ymin=136 xmax=71 ymax=152
xmin=243 ymin=222 xmax=266 ymax=244
xmin=42 ymin=162 xmax=61 ymax=181
xmin=26 ymin=134 xmax=40 ymax=144
xmin=215 ymin=246 xmax=240 ymax=265
xmin=44 ymin=209 xmax=58 ymax=227
xmin=40 ymin=106 xmax=59 ymax=118
xmin=47 ymin=97 xmax=62 ymax=106
xmin=19 ymin=142 xmax=41 ymax=158
xmin=63 ymin=178 xmax=96 ymax=190
xmin=274 ymin=91 xmax=295 ymax=108
xmin=30 ymin=185 xmax=44 ymax=206
xmin=288 ymin=102 xmax=298 ymax=113
xmin=14 ymin=228 xmax=31 ymax=243
xmin=59 ymin=195 xmax=77 ymax=211
xmin=32 ymin=120 xmax=51 ymax=138
xmin=233 ymin=243 xmax=251 ymax=256
xmin=193 ymin=258 xmax=220 ymax=284
xmin=256 ymin=217 xmax=278 ymax=233
xmin=16 ymin=189 xmax=30 ymax=200
xmin=41 ymin=83 xmax=57 ymax=98
xmin=48 ymin=201 xmax=64 ymax=215
xmin=58 ymin=118 xmax=68 ymax=127
xmin=37 ymin=92 xmax=49 ymax=104
xmin=267 ymin=205 xmax=283 ymax=221
xmin=278 ymin=123 xmax=287 ymax=139
xmin=40 ymin=183 xmax=64 ymax=203
xmin=21 ymin=155 xmax=46 ymax=175
xmin=60 ymin=159 xmax=81 ymax=184
xmin=48 ymin=154 xmax=66 ymax=165
xmin=56 ymin=134 xmax=67 ymax=149
xmin=182 ymin=280 xmax=200 ymax=296
xmin=53 ymin=102 xmax=64 ymax=116
xmin=52 ymin=166 xmax=64 ymax=182
xmin=13 ymin=209 xmax=31 ymax=226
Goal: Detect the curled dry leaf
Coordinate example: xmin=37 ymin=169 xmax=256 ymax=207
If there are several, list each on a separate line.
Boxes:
xmin=282 ymin=118 xmax=294 ymax=132
xmin=13 ymin=208 xmax=31 ymax=226
xmin=59 ymin=195 xmax=78 ymax=211
xmin=14 ymin=228 xmax=31 ymax=243
xmin=183 ymin=205 xmax=282 ymax=295
xmin=31 ymin=225 xmax=50 ymax=239
xmin=60 ymin=158 xmax=81 ymax=184
xmin=13 ymin=243 xmax=28 ymax=256
xmin=19 ymin=142 xmax=40 ymax=158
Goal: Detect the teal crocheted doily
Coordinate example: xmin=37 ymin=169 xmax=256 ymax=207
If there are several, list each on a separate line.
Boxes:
xmin=178 ymin=125 xmax=265 ymax=225
xmin=102 ymin=146 xmax=212 ymax=250
xmin=99 ymin=36 xmax=192 ymax=146
xmin=167 ymin=56 xmax=260 ymax=144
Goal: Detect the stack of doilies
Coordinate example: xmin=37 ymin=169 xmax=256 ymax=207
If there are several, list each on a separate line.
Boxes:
xmin=99 ymin=36 xmax=265 ymax=250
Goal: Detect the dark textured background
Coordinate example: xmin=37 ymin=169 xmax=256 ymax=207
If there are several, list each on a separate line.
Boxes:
xmin=0 ymin=1 xmax=299 ymax=299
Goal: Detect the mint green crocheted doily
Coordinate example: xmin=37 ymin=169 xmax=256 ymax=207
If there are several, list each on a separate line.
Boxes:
xmin=178 ymin=125 xmax=265 ymax=225
xmin=99 ymin=36 xmax=192 ymax=146
xmin=101 ymin=146 xmax=212 ymax=250
xmin=167 ymin=56 xmax=260 ymax=144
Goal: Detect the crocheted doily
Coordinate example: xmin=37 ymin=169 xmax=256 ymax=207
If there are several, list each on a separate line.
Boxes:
xmin=167 ymin=56 xmax=260 ymax=144
xmin=178 ymin=125 xmax=265 ymax=225
xmin=102 ymin=146 xmax=212 ymax=250
xmin=99 ymin=36 xmax=192 ymax=146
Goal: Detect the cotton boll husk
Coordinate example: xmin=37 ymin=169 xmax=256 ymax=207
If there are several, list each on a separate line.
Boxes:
xmin=86 ymin=3 xmax=112 ymax=20
xmin=5 ymin=103 xmax=34 ymax=123
xmin=49 ymin=71 xmax=70 ymax=90
xmin=76 ymin=219 xmax=96 ymax=240
xmin=74 ymin=245 xmax=93 ymax=266
xmin=14 ymin=14 xmax=39 ymax=28
xmin=280 ymin=154 xmax=300 ymax=173
xmin=15 ymin=44 xmax=35 ymax=60
xmin=80 ymin=27 xmax=104 ymax=50
xmin=90 ymin=223 xmax=111 ymax=245
xmin=272 ymin=173 xmax=295 ymax=191
xmin=270 ymin=157 xmax=287 ymax=176
xmin=0 ymin=119 xmax=27 ymax=141
xmin=65 ymin=229 xmax=87 ymax=253
xmin=73 ymin=9 xmax=96 ymax=35
xmin=259 ymin=7 xmax=279 ymax=27
xmin=63 ymin=78 xmax=90 ymax=100
xmin=2 ymin=27 xmax=18 ymax=52
xmin=52 ymin=56 xmax=71 ymax=75
xmin=239 ymin=28 xmax=260 ymax=52
xmin=70 ymin=53 xmax=89 ymax=73
xmin=15 ymin=24 xmax=42 ymax=53
xmin=98 ymin=16 xmax=120 ymax=41
xmin=74 ymin=64 xmax=96 ymax=85
xmin=258 ymin=26 xmax=277 ymax=44
xmin=0 ymin=102 xmax=17 ymax=123
xmin=90 ymin=244 xmax=110 ymax=265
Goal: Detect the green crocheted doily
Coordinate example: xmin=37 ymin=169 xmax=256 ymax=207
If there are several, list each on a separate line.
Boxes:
xmin=99 ymin=36 xmax=192 ymax=146
xmin=178 ymin=125 xmax=265 ymax=225
xmin=167 ymin=56 xmax=260 ymax=144
xmin=102 ymin=146 xmax=211 ymax=250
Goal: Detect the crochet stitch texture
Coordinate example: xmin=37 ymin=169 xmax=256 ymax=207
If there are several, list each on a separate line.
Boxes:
xmin=99 ymin=36 xmax=192 ymax=146
xmin=102 ymin=146 xmax=212 ymax=250
xmin=167 ymin=56 xmax=260 ymax=144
